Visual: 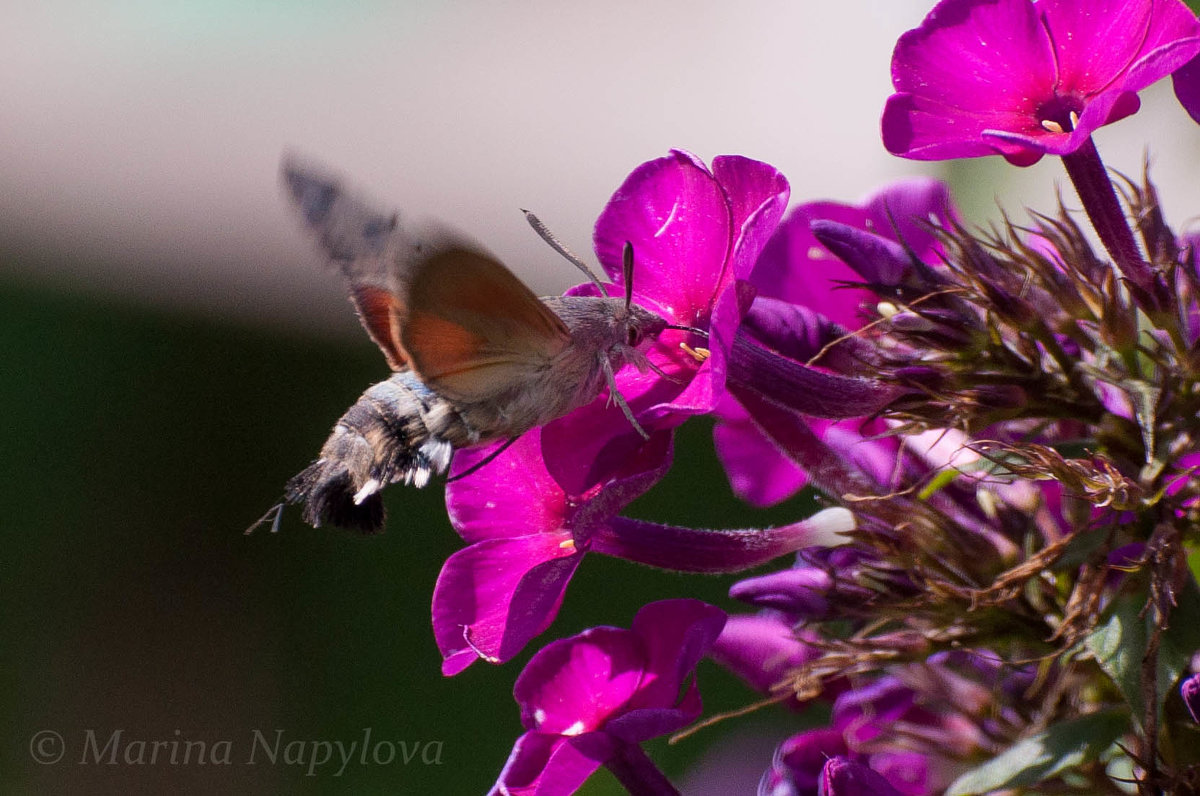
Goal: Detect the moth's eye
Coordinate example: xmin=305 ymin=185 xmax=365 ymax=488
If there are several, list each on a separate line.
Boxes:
xmin=626 ymin=325 xmax=642 ymax=347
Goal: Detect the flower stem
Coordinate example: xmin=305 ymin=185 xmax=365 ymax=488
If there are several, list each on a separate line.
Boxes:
xmin=605 ymin=744 xmax=680 ymax=796
xmin=594 ymin=507 xmax=854 ymax=573
xmin=1060 ymin=138 xmax=1159 ymax=304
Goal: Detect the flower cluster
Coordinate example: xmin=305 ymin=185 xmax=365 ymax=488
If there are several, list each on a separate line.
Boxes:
xmin=419 ymin=0 xmax=1200 ymax=793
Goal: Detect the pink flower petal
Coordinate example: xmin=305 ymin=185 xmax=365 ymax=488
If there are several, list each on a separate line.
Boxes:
xmin=446 ymin=434 xmax=567 ymax=544
xmin=515 ymin=627 xmax=645 ymax=734
xmin=433 ymin=535 xmax=581 ymax=675
xmin=627 ymin=599 xmax=727 ymax=711
xmin=488 ymin=731 xmax=612 ymax=796
xmin=714 ymin=398 xmax=809 ymax=506
xmin=883 ymin=0 xmax=1200 ymax=163
xmin=709 ymin=613 xmax=816 ymax=695
xmin=594 ymin=150 xmax=731 ymax=327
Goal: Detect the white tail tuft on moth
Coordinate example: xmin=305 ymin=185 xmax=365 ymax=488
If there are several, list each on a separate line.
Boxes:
xmin=269 ymin=154 xmax=673 ymax=534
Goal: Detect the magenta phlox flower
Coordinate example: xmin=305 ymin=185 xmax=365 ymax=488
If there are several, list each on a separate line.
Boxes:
xmin=883 ymin=0 xmax=1200 ymax=166
xmin=543 ymin=149 xmax=789 ymax=455
xmin=433 ymin=427 xmax=671 ymax=676
xmin=489 ymin=599 xmax=726 ymax=796
xmin=435 ymin=424 xmax=854 ymax=675
xmin=715 ymin=179 xmax=956 ymax=506
xmin=433 ymin=153 xmax=797 ymax=676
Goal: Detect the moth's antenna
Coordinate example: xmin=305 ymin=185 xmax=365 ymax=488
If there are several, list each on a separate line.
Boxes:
xmin=622 ymin=241 xmax=635 ymax=314
xmin=523 ymin=210 xmax=607 ymax=293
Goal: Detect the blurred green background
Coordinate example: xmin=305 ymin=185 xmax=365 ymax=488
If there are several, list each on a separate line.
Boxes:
xmin=1 ymin=276 xmax=814 ymax=793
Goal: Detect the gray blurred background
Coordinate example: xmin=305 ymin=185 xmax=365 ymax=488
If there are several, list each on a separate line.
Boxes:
xmin=4 ymin=1 xmax=1200 ymax=793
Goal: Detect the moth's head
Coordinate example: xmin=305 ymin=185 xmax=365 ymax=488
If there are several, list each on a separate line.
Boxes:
xmin=600 ymin=299 xmax=667 ymax=371
xmin=618 ymin=302 xmax=669 ymax=349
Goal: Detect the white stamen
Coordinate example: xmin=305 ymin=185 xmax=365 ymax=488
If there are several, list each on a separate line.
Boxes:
xmin=1041 ymin=119 xmax=1064 ymax=133
xmin=562 ymin=720 xmax=587 ymax=737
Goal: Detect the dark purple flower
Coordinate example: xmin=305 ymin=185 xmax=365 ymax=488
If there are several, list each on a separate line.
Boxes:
xmin=883 ymin=0 xmax=1200 ymax=166
xmin=760 ymin=729 xmax=853 ymax=796
xmin=759 ymin=737 xmax=908 ymax=796
xmin=1182 ymin=672 xmax=1200 ymax=723
xmin=749 ymin=178 xmax=956 ymax=328
xmin=1165 ymin=451 xmax=1200 ymax=509
xmin=434 ymin=428 xmax=854 ymax=675
xmin=715 ymin=179 xmax=956 ymax=506
xmin=729 ymin=546 xmax=891 ymax=621
xmin=1173 ymin=51 xmax=1200 ymax=121
xmin=819 ymin=758 xmax=906 ymax=796
xmin=489 ymin=599 xmax=726 ymax=796
xmin=758 ymin=650 xmax=1035 ymax=796
xmin=708 ymin=613 xmax=819 ymax=696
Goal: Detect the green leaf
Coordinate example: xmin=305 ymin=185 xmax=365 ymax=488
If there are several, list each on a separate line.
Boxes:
xmin=945 ymin=711 xmax=1126 ymax=795
xmin=1158 ymin=575 xmax=1200 ymax=705
xmin=1087 ymin=574 xmax=1200 ymax=726
xmin=1088 ymin=589 xmax=1152 ymax=723
xmin=917 ymin=458 xmax=1000 ymax=500
xmin=1122 ymin=379 xmax=1159 ymax=468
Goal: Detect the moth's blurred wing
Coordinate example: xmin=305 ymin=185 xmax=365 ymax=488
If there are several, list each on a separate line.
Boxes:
xmin=401 ymin=247 xmax=570 ymax=401
xmin=281 ymin=155 xmax=570 ymax=397
xmin=281 ymin=156 xmax=409 ymax=370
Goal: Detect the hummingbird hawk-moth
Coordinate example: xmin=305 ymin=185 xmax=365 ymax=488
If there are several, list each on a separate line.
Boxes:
xmin=276 ymin=157 xmax=670 ymax=534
